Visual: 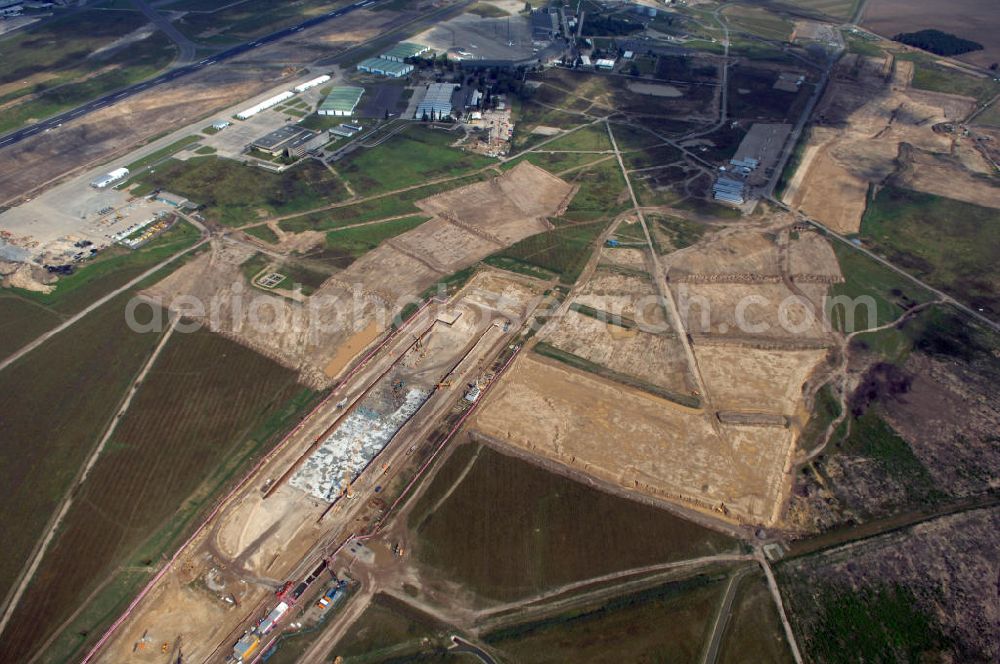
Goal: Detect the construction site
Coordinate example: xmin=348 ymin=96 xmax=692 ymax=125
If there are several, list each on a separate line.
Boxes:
xmin=142 ymin=161 xmax=573 ymax=388
xmin=782 ymin=52 xmax=993 ymax=233
xmin=90 ymin=268 xmax=545 ymax=663
xmin=470 ymin=221 xmax=844 ymax=527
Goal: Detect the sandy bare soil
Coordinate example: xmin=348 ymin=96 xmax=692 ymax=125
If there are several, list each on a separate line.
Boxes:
xmin=544 ymin=308 xmax=693 ymax=395
xmin=472 ymin=353 xmax=793 ymax=525
xmin=668 ymin=229 xmax=782 ymax=281
xmin=572 ymin=269 xmax=666 ymax=325
xmin=695 ymin=345 xmax=829 ymax=417
xmin=894 ymin=145 xmax=1000 ymax=208
xmin=862 ymin=0 xmax=1000 ymax=68
xmin=598 ymin=246 xmax=649 ymax=270
xmin=416 ymin=162 xmax=574 ymax=243
xmin=143 ymin=164 xmax=570 ymax=387
xmin=469 ymin=221 xmax=842 ymax=527
xmin=785 ymin=54 xmax=982 ymax=232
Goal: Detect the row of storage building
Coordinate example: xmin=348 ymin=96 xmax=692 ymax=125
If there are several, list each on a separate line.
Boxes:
xmin=712 ymin=175 xmax=747 ymax=205
xmin=356 ymin=41 xmax=429 ymax=78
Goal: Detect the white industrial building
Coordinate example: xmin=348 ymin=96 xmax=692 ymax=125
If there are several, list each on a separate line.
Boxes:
xmin=294 ymin=74 xmax=331 ymax=93
xmin=236 ymin=91 xmax=294 ymax=120
xmin=414 ymin=83 xmax=459 ymax=120
xmin=90 ymin=167 xmax=129 ymax=189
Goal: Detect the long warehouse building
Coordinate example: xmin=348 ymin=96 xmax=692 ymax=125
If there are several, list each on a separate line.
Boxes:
xmin=294 ymin=74 xmax=331 ymax=93
xmin=237 ymin=90 xmax=295 ymax=120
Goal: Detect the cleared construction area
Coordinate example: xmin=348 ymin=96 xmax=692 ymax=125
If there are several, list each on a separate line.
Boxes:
xmin=471 ymin=224 xmax=844 ymax=527
xmin=93 ymin=270 xmax=543 ymax=663
xmin=142 ymin=162 xmax=573 ymax=387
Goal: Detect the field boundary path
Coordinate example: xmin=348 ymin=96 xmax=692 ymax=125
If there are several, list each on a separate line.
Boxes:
xmin=0 ymin=315 xmax=179 ymax=640
xmin=756 ymin=547 xmax=804 ymax=664
xmin=0 ymin=236 xmax=207 ymax=374
xmin=605 ymin=120 xmax=712 ymax=407
xmin=702 ymin=566 xmax=751 ymax=664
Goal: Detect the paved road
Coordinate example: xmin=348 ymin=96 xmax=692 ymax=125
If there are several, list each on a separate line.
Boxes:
xmin=130 ymin=0 xmax=198 ymax=63
xmin=0 ymin=0 xmax=381 ymax=150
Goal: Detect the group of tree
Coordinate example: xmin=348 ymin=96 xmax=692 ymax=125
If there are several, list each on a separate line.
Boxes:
xmin=892 ymin=29 xmax=983 ymax=56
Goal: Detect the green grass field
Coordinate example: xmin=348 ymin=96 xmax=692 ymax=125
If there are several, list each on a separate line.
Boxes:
xmin=903 ymin=56 xmax=999 ymax=104
xmin=0 ymin=11 xmax=177 ymax=134
xmin=278 ymin=173 xmax=487 ymax=234
xmin=12 ymin=219 xmax=201 ymax=316
xmin=718 ymin=572 xmax=796 ymax=664
xmin=649 ymin=214 xmax=708 ymax=251
xmin=798 ymin=384 xmax=842 ymax=456
xmin=244 ymin=223 xmax=280 ymax=244
xmin=828 ymin=239 xmax=935 ymax=332
xmin=409 ymin=443 xmax=738 ymax=602
xmin=487 ymin=220 xmax=608 ymax=284
xmin=136 ymin=157 xmax=349 ymax=227
xmin=485 ymin=574 xmax=730 ymax=663
xmin=622 ymin=143 xmax=684 ymax=170
xmin=333 ymin=594 xmax=452 ymax=662
xmin=541 ymin=124 xmax=613 ymax=151
xmin=126 ymin=135 xmax=202 ymax=172
xmin=175 ymin=0 xmax=343 ymax=42
xmin=336 ymin=125 xmax=492 ymax=196
xmin=0 ymin=296 xmax=63 ymax=361
xmin=506 ymin=150 xmax=609 ymax=174
xmin=782 ymin=580 xmax=947 ymax=664
xmin=724 ymin=6 xmax=794 ymax=41
xmin=561 ymin=158 xmax=629 ymax=222
xmin=859 ymin=185 xmax=1000 ymax=314
xmin=322 ymin=215 xmax=431 ymax=263
xmin=0 ymin=295 xmax=166 ymax=617
xmin=0 ymin=330 xmax=312 ymax=663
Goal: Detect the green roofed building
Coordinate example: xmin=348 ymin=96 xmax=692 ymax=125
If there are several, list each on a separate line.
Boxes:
xmin=356 ymin=57 xmax=414 ymax=78
xmin=318 ymin=86 xmax=365 ymax=116
xmin=379 ymin=41 xmax=429 ymax=62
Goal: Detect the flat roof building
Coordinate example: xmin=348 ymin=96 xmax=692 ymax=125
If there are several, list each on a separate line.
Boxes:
xmin=379 ymin=41 xmax=429 ymax=62
xmin=318 ymin=86 xmax=364 ymax=116
xmin=414 ymin=83 xmax=459 ymax=120
xmin=357 ymin=57 xmax=413 ymax=78
xmin=250 ymin=125 xmax=323 ymax=157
